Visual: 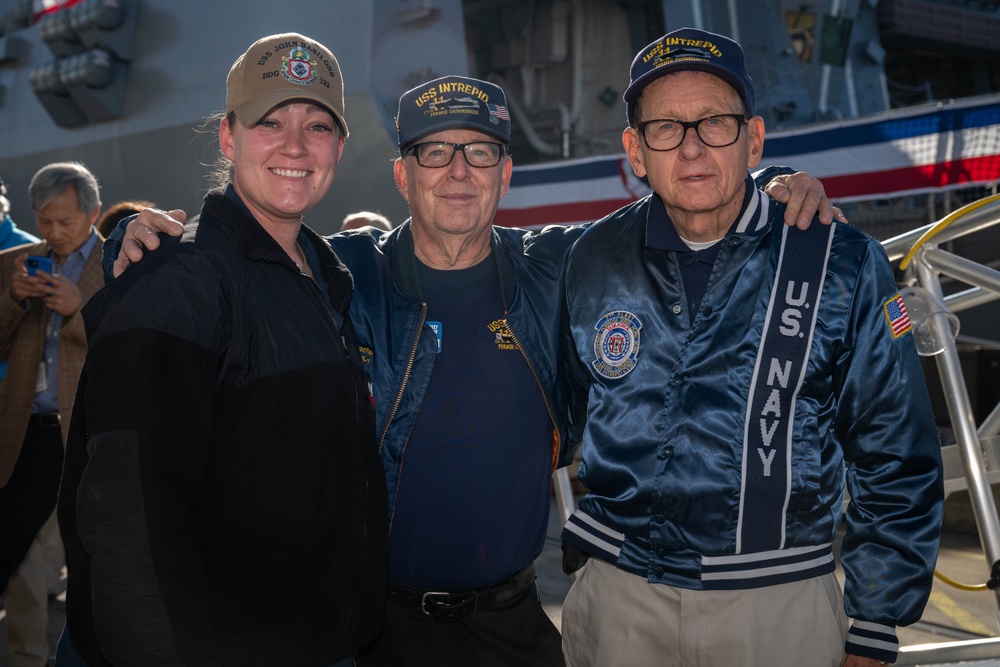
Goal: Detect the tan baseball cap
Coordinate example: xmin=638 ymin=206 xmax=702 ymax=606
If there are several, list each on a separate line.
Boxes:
xmin=226 ymin=32 xmax=348 ymax=136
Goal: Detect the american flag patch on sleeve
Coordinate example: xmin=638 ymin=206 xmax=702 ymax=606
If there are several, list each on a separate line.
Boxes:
xmin=884 ymin=294 xmax=912 ymax=338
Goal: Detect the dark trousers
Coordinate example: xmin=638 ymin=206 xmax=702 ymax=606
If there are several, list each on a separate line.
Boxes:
xmin=356 ymin=584 xmax=565 ymax=667
xmin=0 ymin=421 xmax=64 ymax=595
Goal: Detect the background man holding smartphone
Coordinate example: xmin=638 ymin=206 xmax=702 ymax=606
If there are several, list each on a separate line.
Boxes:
xmin=0 ymin=161 xmax=104 ymax=667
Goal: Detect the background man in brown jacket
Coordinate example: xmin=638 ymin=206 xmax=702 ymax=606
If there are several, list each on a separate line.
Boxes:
xmin=0 ymin=162 xmax=104 ymax=667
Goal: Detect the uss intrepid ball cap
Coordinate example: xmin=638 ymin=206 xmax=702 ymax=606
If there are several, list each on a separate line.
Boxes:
xmin=624 ymin=27 xmax=755 ymax=123
xmin=396 ymin=75 xmax=511 ymax=150
xmin=226 ymin=32 xmax=348 ymax=136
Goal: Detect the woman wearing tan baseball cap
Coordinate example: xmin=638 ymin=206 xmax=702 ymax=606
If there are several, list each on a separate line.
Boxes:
xmin=56 ymin=33 xmax=387 ymax=667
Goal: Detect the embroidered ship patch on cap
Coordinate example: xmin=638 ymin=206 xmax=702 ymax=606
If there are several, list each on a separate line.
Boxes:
xmin=281 ymin=47 xmax=318 ymax=85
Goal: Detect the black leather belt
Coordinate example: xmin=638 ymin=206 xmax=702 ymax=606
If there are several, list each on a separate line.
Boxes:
xmin=386 ymin=565 xmax=536 ymax=622
xmin=28 ymin=412 xmax=60 ymax=428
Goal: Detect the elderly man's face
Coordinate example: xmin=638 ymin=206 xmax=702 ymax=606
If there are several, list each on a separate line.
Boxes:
xmin=394 ymin=128 xmax=512 ymax=249
xmin=623 ymin=71 xmax=764 ymax=241
xmin=34 ymin=184 xmax=98 ymax=261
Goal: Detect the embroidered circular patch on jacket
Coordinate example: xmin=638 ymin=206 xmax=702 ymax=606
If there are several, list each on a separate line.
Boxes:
xmin=592 ymin=311 xmax=642 ymax=379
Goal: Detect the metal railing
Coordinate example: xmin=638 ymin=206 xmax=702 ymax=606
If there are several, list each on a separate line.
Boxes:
xmin=882 ymin=194 xmax=1000 ymax=665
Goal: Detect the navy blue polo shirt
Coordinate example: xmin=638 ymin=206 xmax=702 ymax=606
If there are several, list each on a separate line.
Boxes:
xmin=645 ymin=186 xmax=753 ymax=321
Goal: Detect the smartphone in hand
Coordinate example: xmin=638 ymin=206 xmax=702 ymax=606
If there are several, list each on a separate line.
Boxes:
xmin=26 ymin=255 xmax=53 ymax=277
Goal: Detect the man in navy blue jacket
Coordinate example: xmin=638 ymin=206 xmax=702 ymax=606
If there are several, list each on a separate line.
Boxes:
xmin=559 ymin=27 xmax=942 ymax=667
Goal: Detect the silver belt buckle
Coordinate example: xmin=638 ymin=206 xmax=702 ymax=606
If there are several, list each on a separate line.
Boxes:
xmin=420 ymin=591 xmax=450 ymax=616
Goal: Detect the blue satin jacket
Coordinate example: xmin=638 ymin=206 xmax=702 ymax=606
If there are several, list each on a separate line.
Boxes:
xmin=561 ymin=179 xmax=943 ymax=662
xmin=328 ymin=221 xmax=585 ymax=516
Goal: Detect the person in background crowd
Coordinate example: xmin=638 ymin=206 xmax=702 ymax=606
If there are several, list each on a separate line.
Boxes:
xmin=0 ymin=162 xmax=104 ymax=667
xmin=95 ymin=199 xmax=156 ymax=238
xmin=559 ymin=27 xmax=943 ymax=667
xmin=0 ymin=173 xmax=41 ymax=385
xmin=55 ymin=33 xmax=387 ymax=667
xmin=340 ymin=210 xmax=392 ymax=232
xmin=0 ymin=174 xmax=40 ymax=250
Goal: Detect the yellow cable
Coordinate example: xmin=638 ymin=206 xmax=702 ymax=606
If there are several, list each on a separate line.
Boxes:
xmin=899 ymin=193 xmax=1000 ymax=270
xmin=934 ymin=568 xmax=990 ymax=592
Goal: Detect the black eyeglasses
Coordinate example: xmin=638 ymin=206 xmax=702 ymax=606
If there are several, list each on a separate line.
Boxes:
xmin=404 ymin=141 xmax=506 ymax=168
xmin=636 ymin=114 xmax=747 ymax=151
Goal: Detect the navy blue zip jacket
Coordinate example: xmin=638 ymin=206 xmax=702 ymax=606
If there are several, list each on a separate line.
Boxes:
xmin=329 ymin=221 xmax=585 ymax=517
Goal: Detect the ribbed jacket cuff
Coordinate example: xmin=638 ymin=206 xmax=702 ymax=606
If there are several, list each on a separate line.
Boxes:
xmin=846 ymin=620 xmax=897 ymax=663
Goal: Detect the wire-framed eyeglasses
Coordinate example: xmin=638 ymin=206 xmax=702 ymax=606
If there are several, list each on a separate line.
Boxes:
xmin=636 ymin=114 xmax=747 ymax=151
xmin=403 ymin=141 xmax=506 ymax=168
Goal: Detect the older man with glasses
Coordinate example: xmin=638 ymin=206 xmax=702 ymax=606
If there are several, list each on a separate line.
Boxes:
xmin=559 ymin=27 xmax=943 ymax=667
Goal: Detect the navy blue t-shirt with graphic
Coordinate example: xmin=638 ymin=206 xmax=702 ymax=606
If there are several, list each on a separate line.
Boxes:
xmin=386 ymin=257 xmax=553 ymax=589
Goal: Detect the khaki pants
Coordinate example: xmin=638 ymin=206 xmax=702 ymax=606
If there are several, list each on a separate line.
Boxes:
xmin=561 ymin=558 xmax=848 ymax=667
xmin=5 ymin=511 xmax=64 ymax=667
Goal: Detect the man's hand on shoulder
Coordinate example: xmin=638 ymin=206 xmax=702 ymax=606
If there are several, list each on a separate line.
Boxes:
xmin=765 ymin=172 xmax=847 ymax=230
xmin=113 ymin=208 xmax=187 ymax=278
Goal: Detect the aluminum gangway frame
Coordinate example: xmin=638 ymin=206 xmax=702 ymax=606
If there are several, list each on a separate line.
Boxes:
xmin=875 ymin=193 xmax=1000 ymax=665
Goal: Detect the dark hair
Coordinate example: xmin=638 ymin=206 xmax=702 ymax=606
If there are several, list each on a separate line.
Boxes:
xmin=96 ymin=199 xmax=157 ymax=237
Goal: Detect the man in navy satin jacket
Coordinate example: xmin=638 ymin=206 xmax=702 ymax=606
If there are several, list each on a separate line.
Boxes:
xmin=559 ymin=28 xmax=943 ymax=667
